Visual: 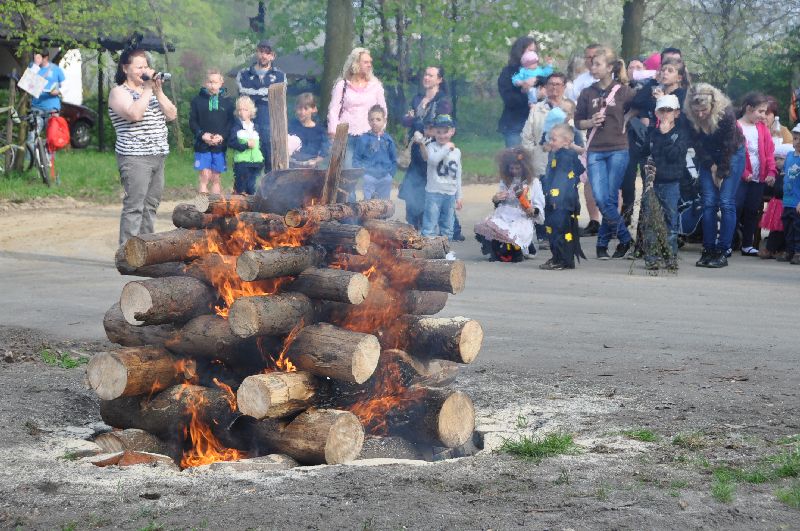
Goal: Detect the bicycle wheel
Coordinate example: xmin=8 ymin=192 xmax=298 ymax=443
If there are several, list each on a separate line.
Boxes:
xmin=0 ymin=144 xmax=15 ymax=175
xmin=35 ymin=139 xmax=51 ymax=186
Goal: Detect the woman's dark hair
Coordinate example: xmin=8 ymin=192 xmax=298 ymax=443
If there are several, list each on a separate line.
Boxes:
xmin=507 ymin=36 xmax=538 ymax=68
xmin=115 ymin=48 xmax=148 ymax=85
xmin=660 ymin=57 xmax=690 ymax=89
xmin=427 ymin=65 xmax=447 ymax=95
xmin=496 ymin=147 xmax=534 ymax=186
xmin=765 ymin=96 xmax=780 ymax=116
xmin=739 ymin=92 xmax=769 ymax=118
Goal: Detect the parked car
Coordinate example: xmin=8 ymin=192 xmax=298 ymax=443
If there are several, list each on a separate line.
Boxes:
xmin=59 ymin=102 xmax=96 ymax=149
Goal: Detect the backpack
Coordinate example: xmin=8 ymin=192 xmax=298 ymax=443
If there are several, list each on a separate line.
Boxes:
xmin=46 ymin=115 xmax=71 ymax=151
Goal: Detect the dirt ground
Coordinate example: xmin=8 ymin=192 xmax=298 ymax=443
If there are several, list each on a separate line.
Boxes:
xmin=0 ymin=189 xmax=798 ymax=530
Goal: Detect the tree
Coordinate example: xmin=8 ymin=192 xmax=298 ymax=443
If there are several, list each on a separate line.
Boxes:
xmin=621 ymin=0 xmax=646 ymax=61
xmin=320 ymin=0 xmax=355 ymax=117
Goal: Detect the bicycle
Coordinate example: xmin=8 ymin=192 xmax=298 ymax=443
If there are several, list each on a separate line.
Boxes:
xmin=25 ymin=108 xmax=59 ymax=186
xmin=0 ymin=106 xmax=24 ymax=175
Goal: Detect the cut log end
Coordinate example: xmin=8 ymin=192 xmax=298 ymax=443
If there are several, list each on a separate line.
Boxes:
xmin=458 ymin=320 xmax=484 ymax=364
xmin=352 ymin=335 xmax=381 ymax=384
xmin=284 ymin=210 xmax=304 ymax=228
xmin=448 ymin=260 xmax=467 ymax=295
xmin=326 ymin=411 xmax=365 ymax=464
xmin=437 ymin=391 xmax=475 ymax=448
xmin=123 ymin=238 xmax=148 ymax=269
xmin=235 ymin=254 xmax=260 ymax=282
xmin=353 ymin=229 xmax=370 ymax=256
xmin=119 ymin=282 xmax=152 ymax=326
xmin=86 ymin=354 xmax=127 ymax=401
xmin=347 ymin=274 xmax=370 ymax=305
xmin=227 ymin=299 xmax=260 ymax=338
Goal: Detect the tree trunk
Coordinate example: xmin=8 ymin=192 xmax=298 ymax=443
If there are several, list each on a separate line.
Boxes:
xmin=119 ymin=276 xmax=216 ymax=326
xmin=236 ymin=245 xmax=326 ymax=281
xmin=286 ymin=323 xmax=380 ymax=384
xmin=86 ymin=346 xmax=194 ymax=400
xmin=320 ymin=0 xmax=355 ymax=117
xmin=236 ymin=371 xmax=317 ymax=419
xmin=247 ymin=408 xmax=364 ymax=465
xmin=124 ymin=228 xmax=209 ymax=268
xmin=103 ymin=303 xmax=177 ymax=347
xmin=310 ymin=222 xmax=371 ymax=255
xmin=621 ymin=0 xmax=646 ymax=61
xmin=228 ymin=292 xmax=314 ymax=338
xmin=99 ymin=385 xmax=237 ymax=440
xmin=288 ymin=267 xmax=369 ymax=304
xmin=387 ymin=316 xmax=483 ymax=364
xmin=147 ymin=0 xmax=184 ymax=152
xmin=284 ymin=199 xmax=395 ymax=227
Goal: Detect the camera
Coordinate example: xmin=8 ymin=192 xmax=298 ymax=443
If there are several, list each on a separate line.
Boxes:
xmin=141 ymin=72 xmax=171 ymax=81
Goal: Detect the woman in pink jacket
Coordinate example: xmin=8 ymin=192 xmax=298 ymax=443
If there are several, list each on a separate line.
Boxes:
xmin=736 ymin=92 xmax=777 ymax=256
xmin=327 ymin=47 xmax=388 ymax=172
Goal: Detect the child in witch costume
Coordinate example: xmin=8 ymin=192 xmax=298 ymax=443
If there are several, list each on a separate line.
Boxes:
xmin=540 ymin=123 xmax=586 ymax=270
xmin=474 ymin=147 xmax=545 ymax=262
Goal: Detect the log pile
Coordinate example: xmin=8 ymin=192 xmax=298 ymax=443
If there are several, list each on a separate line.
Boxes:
xmin=91 ymin=196 xmax=483 ymax=469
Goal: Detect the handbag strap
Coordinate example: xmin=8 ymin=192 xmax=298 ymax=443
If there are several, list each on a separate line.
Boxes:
xmin=584 ymin=83 xmax=623 ymax=152
xmin=338 ymin=79 xmax=347 ymax=120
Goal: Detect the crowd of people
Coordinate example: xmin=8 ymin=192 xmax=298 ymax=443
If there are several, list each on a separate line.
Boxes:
xmin=108 ymin=37 xmax=800 ymax=273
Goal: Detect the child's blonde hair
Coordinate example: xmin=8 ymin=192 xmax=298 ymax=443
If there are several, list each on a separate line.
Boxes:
xmin=236 ymin=96 xmax=256 ymax=118
xmin=206 ymin=68 xmax=223 ymax=80
xmin=550 ymin=122 xmax=574 ymax=141
xmin=559 ymin=99 xmax=576 ymax=117
xmin=295 ymin=92 xmax=317 ymax=109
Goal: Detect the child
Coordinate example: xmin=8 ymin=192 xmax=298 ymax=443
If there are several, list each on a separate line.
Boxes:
xmin=540 ymin=123 xmax=586 ymax=270
xmin=639 ymin=94 xmax=691 ymax=270
xmin=399 ymin=117 xmax=435 ymax=229
xmin=474 ymin=147 xmax=545 ymax=262
xmin=778 ymin=125 xmax=800 ymax=264
xmin=353 ymin=105 xmax=397 ymax=200
xmin=512 ymin=51 xmax=554 ymax=106
xmin=288 ymin=93 xmax=330 ymax=168
xmin=189 ymin=69 xmax=234 ymax=194
xmin=417 ymin=114 xmax=462 ymax=240
xmin=228 ymin=96 xmax=264 ymax=195
xmin=759 ymin=143 xmax=794 ymax=259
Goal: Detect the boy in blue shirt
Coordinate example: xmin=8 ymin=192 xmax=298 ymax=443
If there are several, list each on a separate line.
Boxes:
xmin=289 ymin=93 xmax=330 ymax=168
xmin=779 ymin=124 xmax=800 ymax=264
xmin=353 ymin=105 xmax=397 ymax=200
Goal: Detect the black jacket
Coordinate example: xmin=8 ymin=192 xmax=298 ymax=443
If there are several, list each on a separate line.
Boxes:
xmin=497 ymin=65 xmax=530 ymax=134
xmin=690 ymin=106 xmax=745 ymax=179
xmin=644 ymin=122 xmax=691 ymax=183
xmin=189 ymin=88 xmax=234 ymax=153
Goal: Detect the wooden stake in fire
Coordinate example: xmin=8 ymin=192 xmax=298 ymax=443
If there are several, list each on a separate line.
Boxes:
xmin=268 ymin=82 xmax=289 ymax=171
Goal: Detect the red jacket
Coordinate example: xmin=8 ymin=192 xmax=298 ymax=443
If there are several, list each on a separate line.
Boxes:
xmin=741 ymin=121 xmax=777 ymax=182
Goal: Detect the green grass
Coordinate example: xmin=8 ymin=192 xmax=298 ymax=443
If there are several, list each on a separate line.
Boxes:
xmin=622 ymin=429 xmax=659 ymax=442
xmin=776 ymin=482 xmax=800 ymax=508
xmin=0 ymin=148 xmax=209 ymax=203
xmin=500 ymin=432 xmax=579 ymax=463
xmin=711 ymin=473 xmax=736 ymax=503
xmin=672 ymin=432 xmax=708 ymax=451
xmin=40 ymin=349 xmax=89 ymax=369
xmin=59 ymin=450 xmax=80 ymax=461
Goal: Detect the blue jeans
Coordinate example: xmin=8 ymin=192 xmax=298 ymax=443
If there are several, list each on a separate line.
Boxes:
xmin=699 ymin=146 xmax=745 ymax=252
xmin=422 ymin=192 xmax=456 ymax=239
xmin=344 ymin=134 xmax=361 ymax=201
xmin=502 ymin=131 xmax=522 ymax=147
xmin=644 ymin=181 xmax=680 ymax=261
xmin=587 ymin=149 xmax=632 ymax=248
xmin=362 ymin=173 xmax=393 ymax=200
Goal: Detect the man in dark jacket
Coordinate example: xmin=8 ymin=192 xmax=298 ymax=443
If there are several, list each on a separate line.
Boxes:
xmin=236 ymin=40 xmax=286 ymax=172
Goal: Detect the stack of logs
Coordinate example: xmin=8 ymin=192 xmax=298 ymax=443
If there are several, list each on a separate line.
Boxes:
xmin=89 ymin=195 xmax=483 ymax=468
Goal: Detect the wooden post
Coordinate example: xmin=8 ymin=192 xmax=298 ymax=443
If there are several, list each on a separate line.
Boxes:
xmin=321 ymin=123 xmax=349 ymax=204
xmin=4 ymin=75 xmax=15 ymax=171
xmin=268 ymin=82 xmax=288 ymax=171
xmin=97 ymin=52 xmax=105 ymax=152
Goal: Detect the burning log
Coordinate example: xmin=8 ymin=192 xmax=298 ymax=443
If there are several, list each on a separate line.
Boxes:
xmin=124 ymin=228 xmax=209 ymax=268
xmin=119 ymin=276 xmax=217 ymax=326
xmin=94 ymin=429 xmax=169 ymax=455
xmin=409 ymin=259 xmax=466 ymax=295
xmin=193 ymin=193 xmax=260 ymax=216
xmin=362 ymin=219 xmax=424 ymax=249
xmin=103 ymin=303 xmax=176 ymax=347
xmin=284 ymin=200 xmax=395 ymax=228
xmin=315 ymin=288 xmax=447 ymax=324
xmin=182 ymin=253 xmax=237 ymax=284
xmin=249 ymin=408 xmax=364 ymax=465
xmin=172 ymin=203 xmax=219 ymax=230
xmin=310 ymin=222 xmax=370 ymax=256
xmin=396 ymin=236 xmax=450 ymax=260
xmin=114 ymin=247 xmax=186 ymax=278
xmin=99 ymin=384 xmax=237 ymax=440
xmin=391 ymin=316 xmax=483 ymax=364
xmin=289 ymin=268 xmax=369 ymax=305
xmin=236 ymin=245 xmax=326 ymax=281
xmin=223 ymin=212 xmax=287 ymax=239
xmin=236 ymin=371 xmax=317 ymax=419
xmin=86 ymin=346 xmax=196 ymax=400
xmin=228 ymin=292 xmax=314 ymax=338
xmin=286 ymin=323 xmax=380 ymax=384
xmin=163 ymin=315 xmax=244 ymax=363
xmin=392 ymin=389 xmax=475 ymax=448
xmin=405 ymin=290 xmax=448 ymax=315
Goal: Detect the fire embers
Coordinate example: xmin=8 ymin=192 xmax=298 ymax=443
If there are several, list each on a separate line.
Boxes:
xmin=92 ymin=195 xmax=482 ymax=469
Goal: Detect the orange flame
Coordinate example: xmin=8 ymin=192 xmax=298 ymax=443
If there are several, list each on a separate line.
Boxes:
xmin=179 ymin=384 xmax=245 ymax=469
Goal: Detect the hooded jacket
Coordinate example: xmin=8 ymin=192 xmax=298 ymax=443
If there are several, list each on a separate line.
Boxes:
xmin=189 ymin=88 xmax=234 ymax=153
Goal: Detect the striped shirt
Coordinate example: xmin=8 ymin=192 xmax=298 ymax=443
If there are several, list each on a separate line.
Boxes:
xmin=109 ymin=86 xmax=169 ymax=156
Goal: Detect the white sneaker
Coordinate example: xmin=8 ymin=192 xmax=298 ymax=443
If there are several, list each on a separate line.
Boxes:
xmin=445 ymin=251 xmax=456 ymax=261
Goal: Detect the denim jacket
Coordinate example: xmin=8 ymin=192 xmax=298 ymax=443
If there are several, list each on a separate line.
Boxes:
xmin=353 ymin=131 xmax=397 ymax=178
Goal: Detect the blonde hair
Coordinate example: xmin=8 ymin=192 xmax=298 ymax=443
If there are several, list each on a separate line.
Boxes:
xmin=559 ymin=99 xmax=576 ymax=116
xmin=341 ymin=47 xmax=373 ymax=81
xmin=236 ymin=96 xmax=256 ymax=118
xmin=206 ymin=68 xmax=223 ymax=80
xmin=550 ymin=122 xmax=574 ymax=141
xmin=593 ymin=46 xmax=628 ymax=85
xmin=684 ymin=83 xmax=731 ymax=135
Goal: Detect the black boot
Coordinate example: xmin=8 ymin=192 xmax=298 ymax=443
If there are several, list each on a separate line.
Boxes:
xmin=695 ymin=248 xmax=714 ymax=268
xmin=706 ymin=249 xmax=728 ymax=268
